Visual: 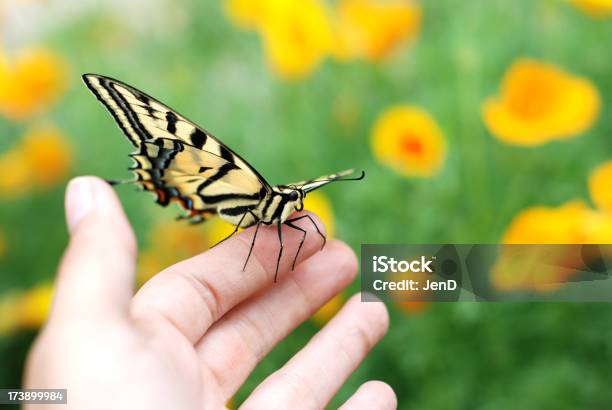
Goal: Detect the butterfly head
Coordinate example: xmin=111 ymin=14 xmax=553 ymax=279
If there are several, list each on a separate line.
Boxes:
xmin=288 ymin=189 xmax=305 ymax=212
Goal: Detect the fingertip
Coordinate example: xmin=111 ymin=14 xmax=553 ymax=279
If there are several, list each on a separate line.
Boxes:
xmin=347 ymin=293 xmax=390 ymax=339
xmin=365 ymin=380 xmax=397 ymax=406
xmin=65 ymin=175 xmax=136 ymax=255
xmin=327 ymin=240 xmax=358 ymax=283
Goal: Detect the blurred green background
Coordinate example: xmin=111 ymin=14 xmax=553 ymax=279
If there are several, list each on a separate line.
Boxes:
xmin=2 ymin=0 xmax=612 ymax=408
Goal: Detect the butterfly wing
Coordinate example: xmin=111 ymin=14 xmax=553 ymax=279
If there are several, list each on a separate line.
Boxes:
xmin=286 ymin=169 xmax=361 ymax=193
xmin=83 ymin=74 xmax=270 ymax=220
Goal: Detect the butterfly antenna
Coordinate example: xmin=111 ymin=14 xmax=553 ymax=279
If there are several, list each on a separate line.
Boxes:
xmin=301 ymin=170 xmax=366 ymax=187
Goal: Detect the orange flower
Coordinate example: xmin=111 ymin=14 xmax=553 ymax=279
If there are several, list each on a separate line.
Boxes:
xmin=588 ymin=161 xmax=612 ymax=212
xmin=570 ymin=0 xmax=612 ymax=16
xmin=396 ymin=301 xmax=428 ymax=315
xmin=0 ymin=47 xmax=68 ymax=121
xmin=483 ymin=59 xmax=600 ymax=146
xmin=21 ymin=125 xmax=72 ymax=186
xmin=259 ymin=0 xmax=334 ymax=80
xmin=0 ymin=125 xmax=72 ymax=198
xmin=311 ymin=293 xmax=345 ymax=326
xmin=303 ymin=191 xmax=335 ymax=238
xmin=334 ymin=0 xmax=421 ymax=61
xmin=371 ymin=105 xmax=447 ymax=177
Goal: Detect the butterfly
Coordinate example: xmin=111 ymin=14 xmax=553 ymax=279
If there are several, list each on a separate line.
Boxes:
xmin=82 ymin=74 xmax=364 ymax=281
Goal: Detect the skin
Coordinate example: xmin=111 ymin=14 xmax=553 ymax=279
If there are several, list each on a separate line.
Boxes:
xmin=24 ymin=176 xmax=397 ymax=410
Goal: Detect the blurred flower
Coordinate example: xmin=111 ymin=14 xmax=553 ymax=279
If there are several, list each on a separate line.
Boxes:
xmin=334 ymin=0 xmax=421 ymax=61
xmin=570 ymin=0 xmax=612 ymax=16
xmin=224 ymin=0 xmax=268 ymax=29
xmin=371 ymin=105 xmax=447 ymax=177
xmin=396 ymin=301 xmax=428 ymax=315
xmin=503 ymin=200 xmax=612 ymax=244
xmin=138 ymin=219 xmax=212 ymax=285
xmin=0 ymin=125 xmax=72 ymax=198
xmin=18 ymin=283 xmax=54 ymax=329
xmin=0 ymin=149 xmax=32 ymax=197
xmin=492 ymin=246 xmax=587 ymax=292
xmin=259 ymin=0 xmax=334 ymax=80
xmin=588 ymin=161 xmax=612 ymax=212
xmin=304 ymin=191 xmax=335 ymax=238
xmin=482 ymin=59 xmax=600 ymax=146
xmin=203 ymin=217 xmax=239 ymax=247
xmin=0 ymin=47 xmax=68 ymax=121
xmin=499 ymin=201 xmax=612 ymax=291
xmin=0 ymin=283 xmax=53 ymax=335
xmin=21 ymin=125 xmax=72 ymax=186
xmin=311 ymin=293 xmax=345 ymax=326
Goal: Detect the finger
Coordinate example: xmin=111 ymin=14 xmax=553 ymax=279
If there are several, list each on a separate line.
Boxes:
xmin=339 ymin=381 xmax=397 ymax=410
xmin=51 ymin=176 xmax=137 ymax=323
xmin=241 ymin=294 xmax=389 ymax=410
xmin=130 ymin=211 xmax=326 ymax=344
xmin=196 ymin=240 xmax=357 ymax=398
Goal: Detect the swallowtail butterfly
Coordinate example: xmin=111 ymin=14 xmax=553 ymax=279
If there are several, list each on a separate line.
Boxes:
xmin=83 ymin=74 xmax=364 ymax=281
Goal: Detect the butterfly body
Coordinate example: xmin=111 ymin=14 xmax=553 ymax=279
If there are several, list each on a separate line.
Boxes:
xmin=83 ymin=74 xmax=363 ymax=280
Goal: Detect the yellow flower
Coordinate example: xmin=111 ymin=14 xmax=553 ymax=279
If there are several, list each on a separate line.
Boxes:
xmin=0 ymin=147 xmax=32 ymax=198
xmin=224 ymin=0 xmax=268 ymax=29
xmin=482 ymin=59 xmax=600 ymax=146
xmin=303 ymin=191 xmax=335 ymax=237
xmin=570 ymin=0 xmax=612 ymax=16
xmin=311 ymin=293 xmax=345 ymax=326
xmin=0 ymin=47 xmax=68 ymax=121
xmin=0 ymin=125 xmax=72 ymax=198
xmin=259 ymin=0 xmax=334 ymax=80
xmin=18 ymin=284 xmax=54 ymax=329
xmin=588 ymin=161 xmax=612 ymax=212
xmin=498 ymin=201 xmax=612 ymax=291
xmin=334 ymin=0 xmax=421 ymax=61
xmin=492 ymin=246 xmax=585 ymax=292
xmin=501 ymin=200 xmax=612 ymax=245
xmin=371 ymin=105 xmax=447 ymax=177
xmin=203 ymin=217 xmax=239 ymax=247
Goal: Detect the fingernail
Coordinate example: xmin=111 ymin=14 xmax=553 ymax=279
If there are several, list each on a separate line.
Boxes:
xmin=65 ymin=177 xmax=94 ymax=233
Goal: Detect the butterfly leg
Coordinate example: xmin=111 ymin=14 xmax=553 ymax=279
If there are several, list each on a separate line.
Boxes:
xmin=242 ymin=222 xmax=261 ymax=272
xmin=285 ymin=214 xmax=326 ymax=250
xmin=275 ymin=221 xmax=284 ymax=283
xmin=211 ymin=212 xmax=249 ymax=248
xmin=284 ymin=221 xmax=306 ymax=271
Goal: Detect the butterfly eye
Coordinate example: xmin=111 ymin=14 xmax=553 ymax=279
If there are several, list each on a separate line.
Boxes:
xmin=289 ymin=191 xmax=299 ymax=201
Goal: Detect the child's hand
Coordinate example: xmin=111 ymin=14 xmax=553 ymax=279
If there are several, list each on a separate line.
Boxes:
xmin=24 ymin=176 xmax=395 ymax=410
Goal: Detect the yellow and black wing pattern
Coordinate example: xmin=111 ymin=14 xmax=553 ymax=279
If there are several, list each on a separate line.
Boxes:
xmin=82 ymin=74 xmax=270 ymax=222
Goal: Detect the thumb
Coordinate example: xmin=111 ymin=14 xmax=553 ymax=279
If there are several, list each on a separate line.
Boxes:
xmin=50 ymin=176 xmax=137 ymax=324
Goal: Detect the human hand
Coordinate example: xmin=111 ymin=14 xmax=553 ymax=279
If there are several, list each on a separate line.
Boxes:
xmin=24 ymin=176 xmax=395 ymax=410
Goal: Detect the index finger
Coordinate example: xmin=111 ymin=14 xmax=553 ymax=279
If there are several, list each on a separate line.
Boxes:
xmin=130 ymin=211 xmax=326 ymax=343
